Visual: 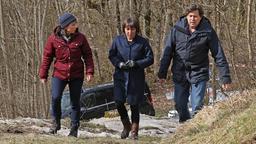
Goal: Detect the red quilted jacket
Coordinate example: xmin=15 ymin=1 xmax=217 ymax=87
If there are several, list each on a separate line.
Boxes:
xmin=39 ymin=27 xmax=94 ymax=80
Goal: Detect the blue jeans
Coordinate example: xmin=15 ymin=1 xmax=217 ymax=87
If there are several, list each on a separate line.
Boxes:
xmin=51 ymin=77 xmax=83 ymax=126
xmin=174 ymin=80 xmax=207 ymax=122
xmin=190 ymin=81 xmax=207 ymax=114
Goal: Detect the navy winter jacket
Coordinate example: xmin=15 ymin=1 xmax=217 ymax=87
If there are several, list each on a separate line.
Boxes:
xmin=158 ymin=16 xmax=231 ymax=84
xmin=109 ymin=35 xmax=154 ymax=105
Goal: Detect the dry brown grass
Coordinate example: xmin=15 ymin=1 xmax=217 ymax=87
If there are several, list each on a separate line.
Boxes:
xmin=161 ymin=90 xmax=256 ymax=144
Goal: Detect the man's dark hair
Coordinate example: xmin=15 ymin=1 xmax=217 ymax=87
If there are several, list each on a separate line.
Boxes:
xmin=184 ymin=4 xmax=204 ymax=17
xmin=122 ymin=17 xmax=140 ymax=34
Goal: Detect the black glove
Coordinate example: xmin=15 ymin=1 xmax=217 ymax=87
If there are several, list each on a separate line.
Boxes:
xmin=125 ymin=60 xmax=138 ymax=68
xmin=119 ymin=62 xmax=129 ymax=70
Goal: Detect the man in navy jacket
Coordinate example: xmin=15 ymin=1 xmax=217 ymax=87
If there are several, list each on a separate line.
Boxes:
xmin=158 ymin=4 xmax=231 ymax=122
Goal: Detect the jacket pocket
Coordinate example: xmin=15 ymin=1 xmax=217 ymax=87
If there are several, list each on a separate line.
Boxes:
xmin=70 ymin=42 xmax=82 ymax=58
xmin=54 ymin=43 xmax=67 ymax=60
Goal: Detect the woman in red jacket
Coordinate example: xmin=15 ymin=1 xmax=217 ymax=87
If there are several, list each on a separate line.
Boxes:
xmin=39 ymin=13 xmax=94 ymax=137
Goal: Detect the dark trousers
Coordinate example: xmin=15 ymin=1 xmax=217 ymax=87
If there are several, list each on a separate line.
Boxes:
xmin=51 ymin=77 xmax=83 ymax=126
xmin=116 ymin=101 xmax=140 ymax=123
xmin=174 ymin=81 xmax=191 ymax=122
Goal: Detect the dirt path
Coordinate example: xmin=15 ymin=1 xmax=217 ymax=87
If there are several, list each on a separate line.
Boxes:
xmin=0 ymin=114 xmax=179 ymax=138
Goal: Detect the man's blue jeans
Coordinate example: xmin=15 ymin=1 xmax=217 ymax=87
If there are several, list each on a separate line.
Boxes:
xmin=174 ymin=80 xmax=207 ymax=122
xmin=51 ymin=77 xmax=83 ymax=126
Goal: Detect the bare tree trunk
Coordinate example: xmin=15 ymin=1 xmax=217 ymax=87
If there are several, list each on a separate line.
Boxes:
xmin=143 ymin=0 xmax=151 ymax=38
xmin=0 ymin=0 xmax=16 ymax=118
xmin=162 ymin=0 xmax=172 ymax=49
xmin=115 ymin=0 xmax=121 ymax=35
xmin=153 ymin=0 xmax=164 ymax=74
xmin=210 ymin=1 xmax=220 ymax=103
xmin=120 ymin=0 xmax=128 ymax=19
xmin=223 ymin=16 xmax=243 ymax=90
xmin=129 ymin=0 xmax=132 ymax=16
xmin=84 ymin=0 xmax=102 ymax=81
xmin=11 ymin=1 xmax=33 ymax=117
xmin=54 ymin=0 xmax=63 ymax=16
xmin=247 ymin=0 xmax=253 ymax=68
xmin=34 ymin=0 xmax=49 ymax=118
xmin=105 ymin=1 xmax=114 ymax=41
xmin=32 ymin=0 xmax=38 ymax=118
xmin=38 ymin=0 xmax=50 ymax=118
xmin=235 ymin=0 xmax=242 ymax=34
xmin=84 ymin=1 xmax=94 ymax=39
xmin=93 ymin=49 xmax=102 ymax=81
xmin=129 ymin=0 xmax=141 ymax=20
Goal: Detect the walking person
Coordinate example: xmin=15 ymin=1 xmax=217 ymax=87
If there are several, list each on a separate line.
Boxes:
xmin=39 ymin=12 xmax=94 ymax=137
xmin=108 ymin=17 xmax=154 ymax=139
xmin=158 ymin=4 xmax=231 ymax=122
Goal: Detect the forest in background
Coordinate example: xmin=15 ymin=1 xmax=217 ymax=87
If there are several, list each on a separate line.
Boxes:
xmin=0 ymin=0 xmax=255 ymax=119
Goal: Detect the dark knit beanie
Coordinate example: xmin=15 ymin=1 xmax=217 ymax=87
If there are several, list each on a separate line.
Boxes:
xmin=59 ymin=12 xmax=77 ymax=28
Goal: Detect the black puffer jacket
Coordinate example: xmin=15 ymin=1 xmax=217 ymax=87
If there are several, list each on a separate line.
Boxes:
xmin=158 ymin=16 xmax=231 ymax=84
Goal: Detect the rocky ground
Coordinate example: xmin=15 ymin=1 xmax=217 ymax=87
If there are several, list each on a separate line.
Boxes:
xmin=0 ymin=82 xmax=179 ymax=140
xmin=0 ymin=84 xmax=236 ymax=139
xmin=0 ymin=113 xmax=179 ymax=139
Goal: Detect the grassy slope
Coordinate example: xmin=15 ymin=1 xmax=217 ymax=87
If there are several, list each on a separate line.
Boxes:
xmin=161 ymin=90 xmax=256 ymax=144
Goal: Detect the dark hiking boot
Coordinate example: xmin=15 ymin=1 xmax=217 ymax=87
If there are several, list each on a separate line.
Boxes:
xmin=68 ymin=124 xmax=79 ymax=137
xmin=130 ymin=123 xmax=139 ymax=140
xmin=49 ymin=119 xmax=61 ymax=134
xmin=121 ymin=119 xmax=131 ymax=139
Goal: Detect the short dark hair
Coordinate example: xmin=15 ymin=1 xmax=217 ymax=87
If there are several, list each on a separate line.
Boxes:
xmin=184 ymin=4 xmax=204 ymax=17
xmin=122 ymin=17 xmax=140 ymax=34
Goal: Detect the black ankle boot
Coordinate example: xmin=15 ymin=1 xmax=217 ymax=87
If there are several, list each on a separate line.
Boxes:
xmin=49 ymin=119 xmax=61 ymax=134
xmin=68 ymin=125 xmax=78 ymax=137
xmin=120 ymin=119 xmax=131 ymax=139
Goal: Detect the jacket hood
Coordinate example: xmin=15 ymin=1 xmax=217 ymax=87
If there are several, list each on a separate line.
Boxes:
xmin=174 ymin=16 xmax=212 ymax=34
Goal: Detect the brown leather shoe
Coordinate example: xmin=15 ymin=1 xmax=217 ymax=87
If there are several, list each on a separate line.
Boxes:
xmin=120 ymin=119 xmax=131 ymax=139
xmin=130 ymin=123 xmax=139 ymax=140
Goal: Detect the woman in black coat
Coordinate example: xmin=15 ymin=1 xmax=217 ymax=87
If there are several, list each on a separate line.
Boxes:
xmin=108 ymin=17 xmax=154 ymax=140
